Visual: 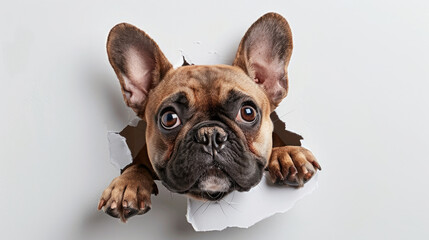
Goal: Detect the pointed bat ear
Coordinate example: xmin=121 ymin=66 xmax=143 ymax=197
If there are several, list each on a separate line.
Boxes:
xmin=107 ymin=23 xmax=172 ymax=115
xmin=233 ymin=13 xmax=293 ymax=110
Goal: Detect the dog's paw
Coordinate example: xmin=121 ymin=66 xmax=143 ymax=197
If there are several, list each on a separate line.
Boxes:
xmin=268 ymin=146 xmax=321 ymax=187
xmin=97 ymin=169 xmax=158 ymax=222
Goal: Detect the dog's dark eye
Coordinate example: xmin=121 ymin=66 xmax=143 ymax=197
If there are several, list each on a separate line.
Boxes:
xmin=161 ymin=111 xmax=181 ymax=129
xmin=237 ymin=105 xmax=257 ymax=123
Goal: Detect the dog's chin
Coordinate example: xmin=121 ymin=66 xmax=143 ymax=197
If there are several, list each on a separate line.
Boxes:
xmin=187 ymin=167 xmax=234 ymax=201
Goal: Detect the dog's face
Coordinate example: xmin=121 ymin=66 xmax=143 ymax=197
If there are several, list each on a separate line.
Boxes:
xmin=107 ymin=13 xmax=293 ymax=200
xmin=144 ymin=65 xmax=274 ymax=200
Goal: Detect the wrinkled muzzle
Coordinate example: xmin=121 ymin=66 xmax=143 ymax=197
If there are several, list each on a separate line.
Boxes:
xmin=157 ymin=121 xmax=265 ymax=201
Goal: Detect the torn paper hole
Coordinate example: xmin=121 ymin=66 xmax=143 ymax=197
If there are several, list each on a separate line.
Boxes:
xmin=186 ymin=173 xmax=318 ymax=231
xmin=107 ymin=111 xmax=319 ymax=231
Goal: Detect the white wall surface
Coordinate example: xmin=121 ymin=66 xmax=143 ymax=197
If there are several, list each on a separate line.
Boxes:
xmin=1 ymin=0 xmax=428 ymax=239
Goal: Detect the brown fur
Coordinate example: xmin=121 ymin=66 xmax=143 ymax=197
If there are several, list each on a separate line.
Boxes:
xmin=144 ymin=65 xmax=274 ymax=173
xmin=98 ymin=12 xmax=321 ymax=222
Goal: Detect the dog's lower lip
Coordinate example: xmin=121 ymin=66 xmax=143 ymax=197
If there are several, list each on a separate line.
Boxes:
xmin=206 ymin=191 xmax=222 ymax=198
xmin=188 ymin=190 xmax=228 ymax=201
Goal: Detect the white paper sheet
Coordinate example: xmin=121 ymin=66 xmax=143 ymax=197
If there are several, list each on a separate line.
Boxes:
xmin=186 ymin=173 xmax=318 ymax=231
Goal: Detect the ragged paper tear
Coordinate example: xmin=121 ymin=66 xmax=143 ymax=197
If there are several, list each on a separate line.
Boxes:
xmin=107 ymin=132 xmax=132 ymax=170
xmin=107 ymin=111 xmax=319 ymax=231
xmin=186 ymin=173 xmax=318 ymax=231
xmin=107 ymin=116 xmax=144 ymax=169
xmin=173 ymin=50 xmax=194 ymax=68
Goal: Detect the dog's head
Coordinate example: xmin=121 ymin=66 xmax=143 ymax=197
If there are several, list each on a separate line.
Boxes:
xmin=107 ymin=13 xmax=293 ymax=201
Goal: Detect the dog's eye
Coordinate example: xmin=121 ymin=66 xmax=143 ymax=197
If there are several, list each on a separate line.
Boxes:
xmin=161 ymin=111 xmax=181 ymax=129
xmin=237 ymin=105 xmax=257 ymax=123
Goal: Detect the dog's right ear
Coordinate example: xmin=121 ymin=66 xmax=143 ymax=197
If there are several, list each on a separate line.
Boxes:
xmin=107 ymin=23 xmax=172 ymax=115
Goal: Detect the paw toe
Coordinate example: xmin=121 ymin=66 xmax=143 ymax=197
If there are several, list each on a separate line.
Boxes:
xmin=98 ymin=172 xmax=158 ymax=221
xmin=123 ymin=207 xmax=139 ymax=219
xmin=268 ymin=146 xmax=320 ymax=187
xmin=105 ymin=201 xmax=120 ymax=218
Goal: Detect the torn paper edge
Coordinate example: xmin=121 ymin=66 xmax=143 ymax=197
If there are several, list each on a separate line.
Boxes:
xmin=127 ymin=116 xmax=141 ymax=127
xmin=107 ymin=132 xmax=133 ymax=170
xmin=173 ymin=49 xmax=194 ymax=68
xmin=186 ymin=173 xmax=319 ymax=231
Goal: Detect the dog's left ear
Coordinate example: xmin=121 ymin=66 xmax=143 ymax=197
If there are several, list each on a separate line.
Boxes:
xmin=233 ymin=12 xmax=293 ymax=110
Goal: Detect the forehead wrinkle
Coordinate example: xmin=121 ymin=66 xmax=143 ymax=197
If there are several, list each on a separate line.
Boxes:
xmin=162 ymin=65 xmax=270 ymax=111
xmin=183 ymin=76 xmax=221 ymax=111
xmin=150 ymin=86 xmax=197 ymax=114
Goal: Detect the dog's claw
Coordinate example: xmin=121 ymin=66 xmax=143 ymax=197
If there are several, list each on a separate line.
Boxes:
xmin=314 ymin=162 xmax=322 ymax=171
xmin=152 ymin=182 xmax=159 ymax=195
xmin=301 ymin=166 xmax=308 ymax=175
xmin=138 ymin=201 xmax=151 ymax=214
xmin=110 ymin=201 xmax=117 ymax=209
xmin=268 ymin=146 xmax=321 ymax=187
xmin=97 ymin=199 xmax=105 ymax=210
xmin=139 ymin=201 xmax=145 ymax=210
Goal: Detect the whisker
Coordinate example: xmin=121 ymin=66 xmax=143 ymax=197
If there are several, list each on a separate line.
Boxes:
xmin=230 ymin=182 xmax=237 ymax=203
xmin=218 ymin=201 xmax=226 ymax=216
xmin=192 ymin=200 xmax=208 ymax=217
xmin=222 ymin=192 xmax=239 ymax=205
xmin=272 ymin=110 xmax=295 ymax=124
xmin=223 ymin=200 xmax=240 ymax=205
xmin=221 ymin=199 xmax=240 ymax=212
xmin=201 ymin=201 xmax=212 ymax=215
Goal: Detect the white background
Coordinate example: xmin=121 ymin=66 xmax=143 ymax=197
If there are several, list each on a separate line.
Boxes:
xmin=1 ymin=0 xmax=428 ymax=239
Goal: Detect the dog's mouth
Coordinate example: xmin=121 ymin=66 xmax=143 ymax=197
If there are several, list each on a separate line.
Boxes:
xmin=158 ymin=121 xmax=266 ymax=198
xmin=186 ymin=166 xmax=234 ymax=201
xmin=190 ymin=190 xmax=228 ymax=201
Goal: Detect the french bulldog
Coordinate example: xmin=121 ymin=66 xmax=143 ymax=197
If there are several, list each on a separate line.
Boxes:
xmin=98 ymin=12 xmax=321 ymax=222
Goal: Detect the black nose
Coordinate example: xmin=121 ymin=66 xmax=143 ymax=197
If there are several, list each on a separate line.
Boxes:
xmin=194 ymin=126 xmax=228 ymax=153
